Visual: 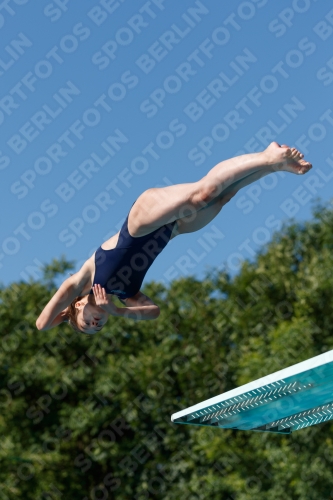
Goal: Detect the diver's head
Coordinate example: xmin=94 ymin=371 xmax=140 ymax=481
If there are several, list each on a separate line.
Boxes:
xmin=67 ymin=295 xmax=108 ymax=334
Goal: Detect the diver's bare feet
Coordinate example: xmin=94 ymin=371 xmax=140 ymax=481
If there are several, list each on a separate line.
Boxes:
xmin=263 ymin=141 xmax=312 ymax=175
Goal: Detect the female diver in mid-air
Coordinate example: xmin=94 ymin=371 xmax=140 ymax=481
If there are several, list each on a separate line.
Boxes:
xmin=36 ymin=142 xmax=312 ymax=334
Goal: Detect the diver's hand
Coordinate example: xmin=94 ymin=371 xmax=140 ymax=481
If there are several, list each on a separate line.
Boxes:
xmin=92 ymin=284 xmax=118 ymax=314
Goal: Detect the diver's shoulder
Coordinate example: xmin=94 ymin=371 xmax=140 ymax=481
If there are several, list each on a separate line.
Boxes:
xmin=73 ymin=255 xmax=95 ymax=294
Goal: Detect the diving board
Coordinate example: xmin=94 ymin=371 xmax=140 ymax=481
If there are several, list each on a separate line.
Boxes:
xmin=171 ymin=350 xmax=333 ymax=434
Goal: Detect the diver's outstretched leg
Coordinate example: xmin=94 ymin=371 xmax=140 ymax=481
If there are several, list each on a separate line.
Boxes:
xmin=129 ymin=142 xmax=312 ymax=237
xmin=172 ymin=166 xmax=278 ymax=236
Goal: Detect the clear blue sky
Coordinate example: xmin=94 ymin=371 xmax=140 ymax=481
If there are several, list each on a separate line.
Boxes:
xmin=1 ymin=0 xmax=333 ymax=288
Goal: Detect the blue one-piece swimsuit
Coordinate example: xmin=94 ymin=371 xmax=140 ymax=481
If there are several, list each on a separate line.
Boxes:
xmin=90 ymin=206 xmax=176 ymax=299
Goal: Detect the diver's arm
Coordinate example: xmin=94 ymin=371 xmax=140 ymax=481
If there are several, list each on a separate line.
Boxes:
xmin=36 ymin=274 xmax=86 ymax=330
xmin=39 ymin=310 xmax=69 ymax=330
xmin=93 ymin=286 xmax=160 ymax=321
xmin=115 ymin=303 xmax=160 ymax=320
xmin=118 ymin=291 xmax=160 ymax=320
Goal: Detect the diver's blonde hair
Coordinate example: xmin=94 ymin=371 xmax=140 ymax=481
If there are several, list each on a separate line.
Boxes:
xmin=67 ymin=296 xmax=86 ymax=333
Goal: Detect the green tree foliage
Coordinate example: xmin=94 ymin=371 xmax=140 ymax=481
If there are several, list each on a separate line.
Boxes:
xmin=2 ymin=203 xmax=333 ymax=499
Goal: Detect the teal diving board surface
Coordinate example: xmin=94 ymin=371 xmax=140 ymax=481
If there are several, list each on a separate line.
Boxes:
xmin=171 ymin=350 xmax=333 ymax=434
